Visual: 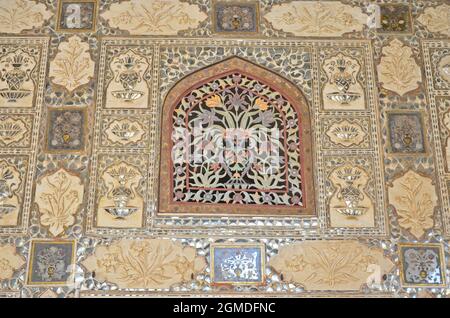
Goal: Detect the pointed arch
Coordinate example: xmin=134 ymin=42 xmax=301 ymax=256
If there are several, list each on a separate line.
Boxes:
xmin=158 ymin=57 xmax=315 ymax=216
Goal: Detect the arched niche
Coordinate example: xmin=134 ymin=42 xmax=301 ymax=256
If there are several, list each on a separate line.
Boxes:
xmin=158 ymin=57 xmax=315 ymax=216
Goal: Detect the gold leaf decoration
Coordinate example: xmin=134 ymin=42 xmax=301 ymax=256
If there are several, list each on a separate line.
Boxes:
xmin=0 ymin=0 xmax=52 ymax=34
xmin=269 ymin=241 xmax=394 ymax=291
xmin=35 ymin=168 xmax=84 ymax=237
xmin=265 ymin=1 xmax=368 ymax=37
xmin=377 ymin=39 xmax=422 ymax=96
xmin=82 ymin=239 xmax=207 ymax=289
xmin=417 ymin=4 xmax=450 ymax=36
xmin=101 ymin=0 xmax=207 ymax=35
xmin=0 ymin=244 xmax=25 ymax=280
xmin=388 ymin=170 xmax=437 ymax=239
xmin=49 ymin=36 xmax=94 ymax=92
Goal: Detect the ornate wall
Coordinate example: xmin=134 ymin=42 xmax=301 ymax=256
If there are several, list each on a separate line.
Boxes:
xmin=0 ymin=0 xmax=449 ymax=298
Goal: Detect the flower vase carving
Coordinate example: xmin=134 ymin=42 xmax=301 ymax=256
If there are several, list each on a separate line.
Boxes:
xmin=0 ymin=49 xmax=36 ymax=107
xmin=106 ymin=49 xmax=150 ymax=108
xmin=323 ymin=53 xmax=365 ymax=110
xmin=97 ymin=162 xmax=143 ymax=228
xmin=329 ymin=165 xmax=374 ymax=227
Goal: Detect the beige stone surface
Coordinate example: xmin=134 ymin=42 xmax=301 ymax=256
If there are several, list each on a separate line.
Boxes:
xmin=269 ymin=240 xmax=394 ymax=291
xmin=49 ymin=36 xmax=94 ymax=92
xmin=82 ymin=239 xmax=206 ymax=289
xmin=417 ymin=4 xmax=450 ymax=36
xmin=0 ymin=0 xmax=52 ymax=34
xmin=265 ymin=1 xmax=368 ymax=37
xmin=377 ymin=39 xmax=422 ymax=96
xmin=388 ymin=170 xmax=437 ymax=239
xmin=101 ymin=0 xmax=207 ymax=35
xmin=0 ymin=244 xmax=25 ymax=280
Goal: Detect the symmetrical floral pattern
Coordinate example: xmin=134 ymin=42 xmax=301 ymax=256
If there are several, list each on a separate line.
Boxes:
xmin=269 ymin=241 xmax=394 ymax=291
xmin=101 ymin=0 xmax=206 ymax=35
xmin=159 ymin=57 xmax=314 ymax=215
xmin=388 ymin=170 xmax=437 ymax=239
xmin=49 ymin=36 xmax=94 ymax=92
xmin=0 ymin=244 xmax=25 ymax=280
xmin=0 ymin=0 xmax=52 ymax=34
xmin=82 ymin=239 xmax=206 ymax=289
xmin=417 ymin=4 xmax=450 ymax=36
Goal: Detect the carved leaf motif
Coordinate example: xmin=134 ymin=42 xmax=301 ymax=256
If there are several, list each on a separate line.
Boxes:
xmin=265 ymin=1 xmax=368 ymax=37
xmin=82 ymin=239 xmax=207 ymax=289
xmin=49 ymin=36 xmax=94 ymax=92
xmin=35 ymin=168 xmax=84 ymax=237
xmin=388 ymin=170 xmax=437 ymax=239
xmin=0 ymin=0 xmax=52 ymax=33
xmin=101 ymin=0 xmax=207 ymax=35
xmin=417 ymin=4 xmax=450 ymax=36
xmin=269 ymin=241 xmax=394 ymax=291
xmin=0 ymin=244 xmax=24 ymax=280
xmin=377 ymin=39 xmax=422 ymax=96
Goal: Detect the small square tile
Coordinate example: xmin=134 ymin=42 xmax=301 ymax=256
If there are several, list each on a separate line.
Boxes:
xmin=26 ymin=240 xmax=76 ymax=286
xmin=378 ymin=4 xmax=412 ymax=33
xmin=57 ymin=0 xmax=97 ymax=32
xmin=213 ymin=1 xmax=259 ymax=34
xmin=387 ymin=112 xmax=427 ymax=154
xmin=46 ymin=108 xmax=87 ymax=153
xmin=211 ymin=243 xmax=265 ymax=285
xmin=399 ymin=243 xmax=446 ymax=287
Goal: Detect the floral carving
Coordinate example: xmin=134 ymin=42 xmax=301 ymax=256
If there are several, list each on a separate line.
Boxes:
xmin=265 ymin=1 xmax=368 ymax=37
xmin=49 ymin=36 xmax=94 ymax=92
xmin=104 ymin=118 xmax=146 ymax=146
xmin=269 ymin=241 xmax=394 ymax=291
xmin=34 ymin=168 xmax=84 ymax=237
xmin=0 ymin=244 xmax=24 ymax=280
xmin=417 ymin=4 xmax=450 ymax=36
xmin=388 ymin=170 xmax=437 ymax=239
xmin=0 ymin=0 xmax=52 ymax=34
xmin=82 ymin=239 xmax=206 ymax=289
xmin=377 ymin=39 xmax=422 ymax=96
xmin=326 ymin=120 xmax=366 ymax=147
xmin=101 ymin=0 xmax=207 ymax=35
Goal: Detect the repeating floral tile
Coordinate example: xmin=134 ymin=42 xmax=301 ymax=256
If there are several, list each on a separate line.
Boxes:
xmin=57 ymin=0 xmax=97 ymax=32
xmin=26 ymin=240 xmax=76 ymax=286
xmin=0 ymin=0 xmax=448 ymax=298
xmin=399 ymin=243 xmax=446 ymax=287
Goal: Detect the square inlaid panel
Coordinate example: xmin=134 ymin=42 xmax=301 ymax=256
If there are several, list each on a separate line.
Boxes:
xmin=1 ymin=0 xmax=450 ymax=299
